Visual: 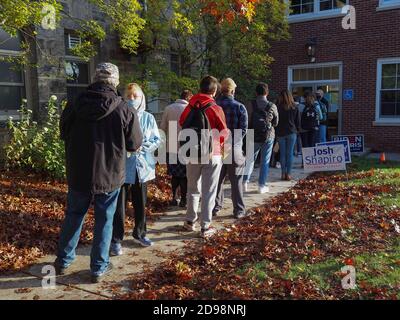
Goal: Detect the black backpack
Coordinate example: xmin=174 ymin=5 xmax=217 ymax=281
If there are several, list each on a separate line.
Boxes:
xmin=251 ymin=100 xmax=274 ymax=143
xmin=301 ymin=104 xmax=319 ymax=130
xmin=180 ymin=101 xmax=214 ymax=160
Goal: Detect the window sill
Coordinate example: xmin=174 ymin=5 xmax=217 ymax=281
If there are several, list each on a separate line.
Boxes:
xmin=288 ymin=10 xmax=345 ymax=24
xmin=373 ymin=120 xmax=400 ymax=127
xmin=377 ymin=3 xmax=400 ymax=11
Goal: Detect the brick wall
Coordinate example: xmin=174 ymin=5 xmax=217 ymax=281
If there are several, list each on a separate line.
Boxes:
xmin=269 ymin=0 xmax=400 ymax=152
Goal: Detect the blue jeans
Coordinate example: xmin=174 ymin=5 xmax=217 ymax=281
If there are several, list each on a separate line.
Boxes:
xmin=244 ymin=139 xmax=274 ymax=186
xmin=278 ymin=134 xmax=297 ymax=176
xmin=319 ymin=125 xmax=327 ymax=143
xmin=56 ymin=188 xmax=120 ymax=275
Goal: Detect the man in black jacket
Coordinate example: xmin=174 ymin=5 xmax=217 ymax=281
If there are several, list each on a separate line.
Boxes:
xmin=55 ymin=63 xmax=142 ymax=283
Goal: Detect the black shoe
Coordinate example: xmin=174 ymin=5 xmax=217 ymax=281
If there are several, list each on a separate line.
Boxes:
xmin=170 ymin=199 xmax=178 ymax=206
xmin=212 ymin=209 xmax=220 ymax=217
xmin=54 ymin=261 xmax=69 ymax=276
xmin=234 ymin=212 xmax=249 ymax=219
xmin=179 ymin=199 xmax=187 ymax=208
xmin=91 ymin=263 xmax=114 ymax=284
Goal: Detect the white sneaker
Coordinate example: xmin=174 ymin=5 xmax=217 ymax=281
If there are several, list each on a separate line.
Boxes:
xmin=243 ymin=182 xmax=249 ymax=193
xmin=201 ymin=227 xmax=217 ymax=238
xmin=276 ymin=162 xmax=281 ymax=169
xmin=183 ymin=221 xmax=197 ymax=232
xmin=259 ymin=185 xmax=270 ymax=194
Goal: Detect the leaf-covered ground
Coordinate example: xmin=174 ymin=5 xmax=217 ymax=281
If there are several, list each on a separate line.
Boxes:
xmin=118 ymin=157 xmax=400 ymax=300
xmin=0 ymin=166 xmax=171 ymax=273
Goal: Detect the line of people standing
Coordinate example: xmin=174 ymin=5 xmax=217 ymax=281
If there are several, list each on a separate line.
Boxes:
xmin=54 ymin=61 xmax=330 ymax=283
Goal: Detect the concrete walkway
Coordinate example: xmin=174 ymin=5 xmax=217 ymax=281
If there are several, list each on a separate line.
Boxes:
xmin=0 ymin=158 xmax=307 ymax=300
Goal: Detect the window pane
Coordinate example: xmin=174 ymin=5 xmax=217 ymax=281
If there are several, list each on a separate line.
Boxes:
xmin=293 ymin=69 xmax=301 ymax=81
xmin=381 ymin=103 xmax=396 ymax=116
xmin=331 ymin=66 xmax=340 ymax=79
xmin=320 ymin=0 xmax=346 ymax=11
xmin=320 ymin=0 xmax=332 ymax=11
xmin=290 ymin=0 xmax=315 ymax=15
xmin=0 ymin=86 xmax=23 ymax=110
xmin=0 ymin=61 xmax=23 ymax=83
xmin=291 ymin=5 xmax=301 ymax=15
xmin=323 ymin=67 xmax=332 ymax=79
xmin=307 ymin=68 xmax=315 ymax=81
xmin=381 ymin=90 xmax=396 ymax=103
xmin=65 ymin=61 xmax=89 ymax=84
xmin=302 ymin=3 xmax=314 ymax=13
xmin=382 ymin=77 xmax=396 ymax=89
xmin=0 ymin=28 xmax=21 ymax=51
xmin=300 ymin=68 xmax=307 ymax=80
xmin=382 ymin=64 xmax=397 ymax=77
xmin=315 ymin=68 xmax=324 ymax=80
xmin=380 ymin=89 xmax=400 ymax=116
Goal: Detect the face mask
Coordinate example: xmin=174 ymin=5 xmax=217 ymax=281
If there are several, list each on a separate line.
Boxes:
xmin=128 ymin=98 xmax=141 ymax=110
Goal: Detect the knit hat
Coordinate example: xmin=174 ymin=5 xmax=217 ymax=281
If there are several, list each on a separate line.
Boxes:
xmin=93 ymin=62 xmax=120 ymax=88
xmin=221 ymin=78 xmax=237 ymax=94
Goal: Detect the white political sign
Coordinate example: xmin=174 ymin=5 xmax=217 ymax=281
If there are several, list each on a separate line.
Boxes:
xmin=303 ymin=145 xmax=347 ymax=173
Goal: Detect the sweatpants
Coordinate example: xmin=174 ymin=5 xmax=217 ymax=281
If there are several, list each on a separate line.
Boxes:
xmin=186 ymin=156 xmax=223 ymax=230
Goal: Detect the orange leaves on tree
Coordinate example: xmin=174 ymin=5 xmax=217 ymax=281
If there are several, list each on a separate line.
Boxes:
xmin=200 ymin=0 xmax=261 ymax=25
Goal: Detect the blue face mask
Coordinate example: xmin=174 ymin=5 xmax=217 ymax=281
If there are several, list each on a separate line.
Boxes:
xmin=127 ymin=98 xmax=141 ymax=110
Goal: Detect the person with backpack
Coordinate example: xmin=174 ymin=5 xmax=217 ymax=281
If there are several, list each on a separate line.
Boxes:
xmin=243 ymin=83 xmax=279 ymax=194
xmin=212 ymin=78 xmax=248 ymax=220
xmin=55 ymin=63 xmax=143 ymax=283
xmin=276 ymin=90 xmax=301 ymax=181
xmin=110 ymin=83 xmax=161 ymax=255
xmin=179 ymin=76 xmax=228 ymax=238
xmin=316 ymin=89 xmax=329 ymax=143
xmin=160 ymin=90 xmax=193 ymax=208
xmin=300 ymin=91 xmax=322 ymax=148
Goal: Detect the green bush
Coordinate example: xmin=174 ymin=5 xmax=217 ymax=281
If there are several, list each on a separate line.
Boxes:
xmin=5 ymin=96 xmax=66 ymax=180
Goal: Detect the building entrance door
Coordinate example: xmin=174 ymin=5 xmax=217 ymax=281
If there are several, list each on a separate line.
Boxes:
xmin=288 ymin=63 xmax=343 ymax=137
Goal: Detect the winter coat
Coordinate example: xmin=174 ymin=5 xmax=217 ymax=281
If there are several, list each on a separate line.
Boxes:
xmin=60 ymin=82 xmax=142 ymax=194
xmin=125 ymin=94 xmax=161 ymax=184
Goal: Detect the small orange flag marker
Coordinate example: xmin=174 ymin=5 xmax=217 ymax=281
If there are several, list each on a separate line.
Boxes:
xmin=379 ymin=152 xmax=386 ymax=164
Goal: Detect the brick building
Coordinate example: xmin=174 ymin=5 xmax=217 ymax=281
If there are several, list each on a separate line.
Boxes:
xmin=269 ymin=0 xmax=400 ymax=152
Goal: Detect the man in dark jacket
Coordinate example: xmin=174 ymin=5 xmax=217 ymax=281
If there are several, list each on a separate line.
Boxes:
xmin=244 ymin=83 xmax=279 ymax=194
xmin=55 ymin=63 xmax=142 ymax=283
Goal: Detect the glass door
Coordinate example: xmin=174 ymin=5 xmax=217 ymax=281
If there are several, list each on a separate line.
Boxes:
xmin=289 ymin=64 xmax=343 ymax=136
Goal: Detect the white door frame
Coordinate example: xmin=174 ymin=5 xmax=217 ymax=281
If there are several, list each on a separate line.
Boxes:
xmin=288 ymin=62 xmax=343 ymax=134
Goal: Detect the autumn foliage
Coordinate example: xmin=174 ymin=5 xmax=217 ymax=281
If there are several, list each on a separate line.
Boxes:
xmin=0 ymin=166 xmax=171 ymax=272
xmin=117 ymin=170 xmax=400 ymax=300
xmin=201 ymin=0 xmax=261 ymax=24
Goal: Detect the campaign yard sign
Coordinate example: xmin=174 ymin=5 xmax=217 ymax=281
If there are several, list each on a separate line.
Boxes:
xmin=303 ymin=145 xmax=347 ymax=173
xmin=317 ymin=139 xmax=352 ymax=164
xmin=332 ymin=135 xmax=365 ymax=153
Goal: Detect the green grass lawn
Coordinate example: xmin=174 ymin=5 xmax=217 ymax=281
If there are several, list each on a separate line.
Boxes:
xmin=346 ymin=156 xmax=400 ymax=208
xmin=238 ymin=156 xmax=400 ymax=299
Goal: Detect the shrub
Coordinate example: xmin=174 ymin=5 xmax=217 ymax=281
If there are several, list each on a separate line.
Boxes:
xmin=4 ymin=96 xmax=66 ymax=180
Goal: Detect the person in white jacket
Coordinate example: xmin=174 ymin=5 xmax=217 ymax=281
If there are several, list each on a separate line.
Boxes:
xmin=160 ymin=90 xmax=193 ymax=208
xmin=110 ymin=83 xmax=161 ymax=255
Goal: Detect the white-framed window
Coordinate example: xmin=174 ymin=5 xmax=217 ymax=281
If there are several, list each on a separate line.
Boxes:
xmin=375 ymin=58 xmax=400 ymax=124
xmin=286 ymin=0 xmax=348 ymax=23
xmin=64 ymin=31 xmax=90 ymax=103
xmin=0 ymin=28 xmax=25 ymax=121
xmin=378 ymin=0 xmax=400 ymax=11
